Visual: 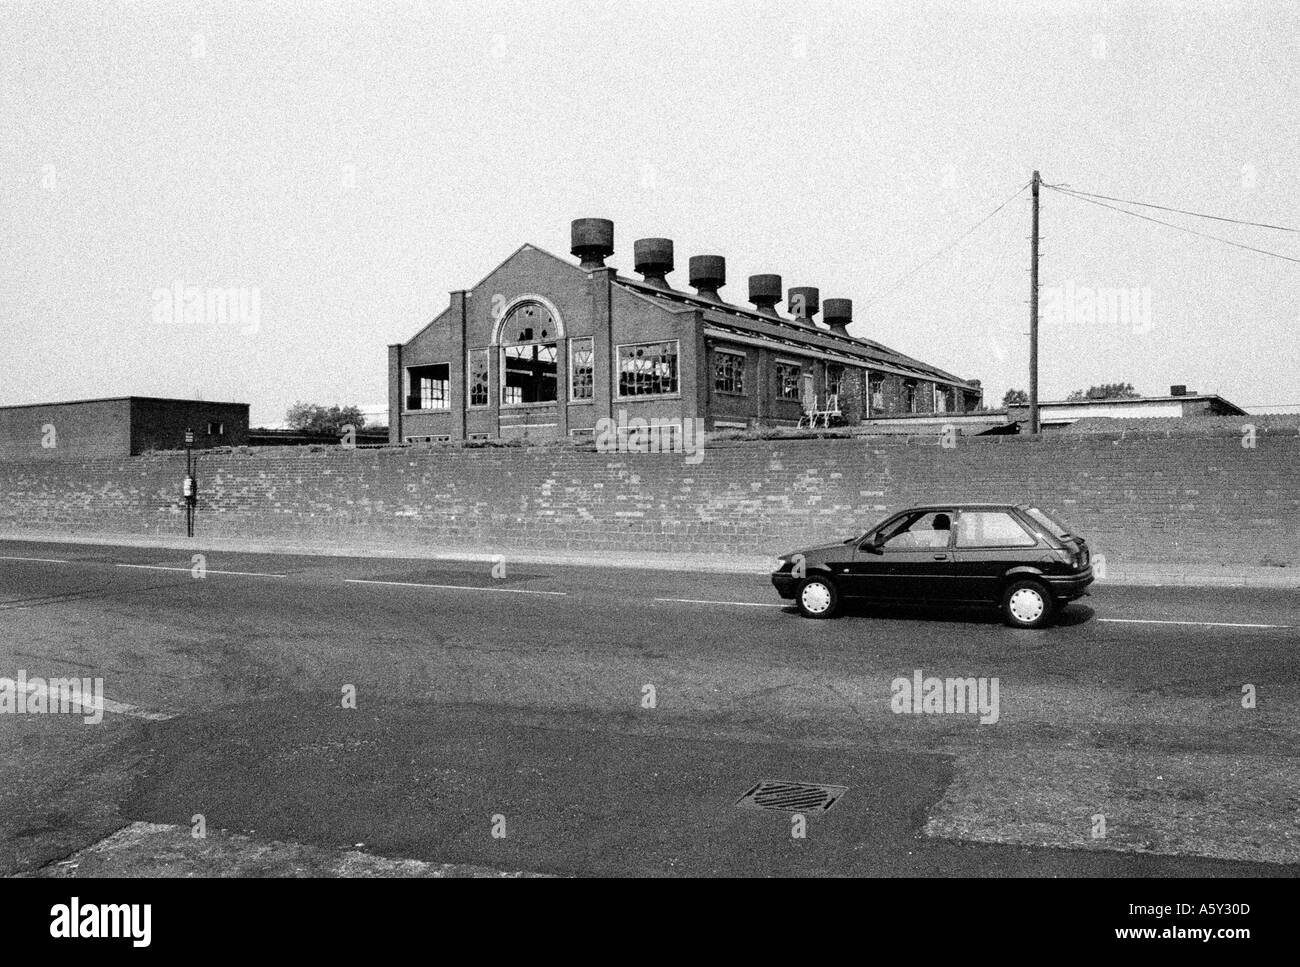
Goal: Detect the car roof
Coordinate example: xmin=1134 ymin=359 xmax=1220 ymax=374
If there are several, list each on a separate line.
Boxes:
xmin=900 ymin=503 xmax=1029 ymax=513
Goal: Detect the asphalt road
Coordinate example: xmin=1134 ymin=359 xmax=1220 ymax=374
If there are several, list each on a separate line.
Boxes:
xmin=1 ymin=538 xmax=1297 ymax=877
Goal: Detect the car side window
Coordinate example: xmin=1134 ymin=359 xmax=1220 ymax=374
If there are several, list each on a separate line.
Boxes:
xmin=881 ymin=511 xmax=954 ymax=550
xmin=955 ymin=511 xmax=1039 ymax=548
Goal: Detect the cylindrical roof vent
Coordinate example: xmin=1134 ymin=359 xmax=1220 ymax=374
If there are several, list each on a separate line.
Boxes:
xmin=571 ymin=218 xmax=614 ymax=270
xmin=633 ymin=237 xmax=674 ymax=288
xmin=823 ymin=298 xmax=852 ymax=335
xmin=788 ymin=286 xmax=820 ymax=322
xmin=748 ymin=274 xmax=783 ymax=313
xmin=688 ymin=255 xmax=726 ymax=301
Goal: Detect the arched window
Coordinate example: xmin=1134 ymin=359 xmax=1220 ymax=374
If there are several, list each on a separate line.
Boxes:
xmin=501 ymin=301 xmax=558 ymax=404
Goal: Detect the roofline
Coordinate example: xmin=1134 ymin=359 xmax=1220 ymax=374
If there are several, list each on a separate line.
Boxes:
xmin=1011 ymin=394 xmax=1246 ymax=413
xmin=0 ymin=396 xmax=250 ymax=411
xmin=615 ymin=276 xmax=977 ymax=387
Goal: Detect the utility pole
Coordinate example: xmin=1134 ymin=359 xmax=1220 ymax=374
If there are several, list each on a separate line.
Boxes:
xmin=1029 ymin=169 xmax=1041 ymax=434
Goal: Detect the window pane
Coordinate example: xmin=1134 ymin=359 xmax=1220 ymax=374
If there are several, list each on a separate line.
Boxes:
xmin=469 ymin=349 xmax=489 ymax=407
xmin=776 ymin=363 xmax=801 ymax=400
xmin=714 ymin=352 xmax=745 ymax=394
xmin=570 ymin=337 xmax=594 ymax=400
xmin=882 ymin=511 xmax=953 ymax=549
xmin=956 ymin=511 xmax=1038 ymax=548
xmin=407 ymin=364 xmax=450 ymax=410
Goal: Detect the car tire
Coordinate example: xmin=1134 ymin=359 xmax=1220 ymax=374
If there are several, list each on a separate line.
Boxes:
xmin=796 ymin=575 xmax=839 ymax=619
xmin=1002 ymin=579 xmax=1055 ymax=629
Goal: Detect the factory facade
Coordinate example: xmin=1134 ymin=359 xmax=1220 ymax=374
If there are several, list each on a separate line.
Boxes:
xmin=388 ymin=218 xmax=983 ymax=445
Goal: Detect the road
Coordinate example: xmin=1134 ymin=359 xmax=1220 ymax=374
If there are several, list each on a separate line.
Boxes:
xmin=1 ymin=538 xmax=1297 ymax=877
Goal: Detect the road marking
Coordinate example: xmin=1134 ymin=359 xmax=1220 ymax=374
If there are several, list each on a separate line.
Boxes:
xmin=1100 ymin=618 xmax=1290 ymax=629
xmin=344 ymin=579 xmax=566 ymax=596
xmin=13 ymin=680 xmax=174 ymax=721
xmin=0 ymin=555 xmax=70 ymax=564
xmin=114 ymin=564 xmax=287 ymax=578
xmin=654 ymin=597 xmax=786 ymax=608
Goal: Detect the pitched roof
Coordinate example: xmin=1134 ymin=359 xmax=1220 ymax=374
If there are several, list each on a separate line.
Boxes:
xmin=612 ymin=276 xmax=977 ymax=388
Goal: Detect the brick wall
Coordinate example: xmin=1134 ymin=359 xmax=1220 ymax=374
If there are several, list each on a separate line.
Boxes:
xmin=0 ymin=430 xmax=1297 ymax=569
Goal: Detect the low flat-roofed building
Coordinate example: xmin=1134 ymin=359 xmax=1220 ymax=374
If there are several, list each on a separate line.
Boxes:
xmin=0 ymin=396 xmax=249 ymax=459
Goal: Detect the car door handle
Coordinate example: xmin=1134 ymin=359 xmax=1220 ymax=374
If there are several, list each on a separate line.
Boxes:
xmin=933 ymin=554 xmax=950 ymax=560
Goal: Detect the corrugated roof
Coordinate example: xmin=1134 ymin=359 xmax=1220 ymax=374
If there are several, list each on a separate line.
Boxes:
xmin=613 ymin=277 xmax=977 ymax=388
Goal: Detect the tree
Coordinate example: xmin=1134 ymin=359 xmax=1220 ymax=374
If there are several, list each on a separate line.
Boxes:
xmin=1065 ymin=383 xmax=1140 ymax=402
xmin=1001 ymin=388 xmax=1029 ymax=407
xmin=285 ymin=402 xmax=366 ymax=435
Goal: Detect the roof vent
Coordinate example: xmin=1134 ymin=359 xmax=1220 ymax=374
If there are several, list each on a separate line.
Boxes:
xmin=748 ymin=274 xmax=783 ymax=314
xmin=823 ymin=298 xmax=852 ymax=336
xmin=633 ymin=238 xmax=674 ymax=288
xmin=689 ymin=255 xmax=726 ymax=302
xmin=571 ymin=218 xmax=614 ymax=270
xmin=788 ymin=286 xmax=820 ymax=323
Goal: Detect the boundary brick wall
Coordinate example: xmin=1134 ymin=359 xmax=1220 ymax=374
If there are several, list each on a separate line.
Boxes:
xmin=0 ymin=431 xmax=1297 ymax=570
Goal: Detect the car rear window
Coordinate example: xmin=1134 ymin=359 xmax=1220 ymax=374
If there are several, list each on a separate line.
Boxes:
xmin=1026 ymin=506 xmax=1074 ymax=539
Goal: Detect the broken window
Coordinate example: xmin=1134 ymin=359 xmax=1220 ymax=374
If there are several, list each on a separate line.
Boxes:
xmin=468 ymin=349 xmax=489 ymax=408
xmin=618 ymin=341 xmax=678 ymax=397
xmin=869 ymin=372 xmax=887 ymax=413
xmin=502 ymin=343 xmax=557 ymax=404
xmin=826 ymin=364 xmax=844 ymax=399
xmin=570 ymin=337 xmax=594 ymax=400
xmin=407 ymin=364 xmax=450 ymax=410
xmin=713 ymin=350 xmax=745 ymax=395
xmin=902 ymin=378 xmax=919 ymax=413
xmin=776 ymin=362 xmax=802 ymax=400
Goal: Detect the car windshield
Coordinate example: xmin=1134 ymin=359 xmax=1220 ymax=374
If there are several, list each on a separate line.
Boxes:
xmin=1025 ymin=506 xmax=1074 ymax=540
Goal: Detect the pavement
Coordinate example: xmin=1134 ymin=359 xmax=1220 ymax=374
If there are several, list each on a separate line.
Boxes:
xmin=2 ymin=529 xmax=1297 ymax=587
xmin=1 ymin=537 xmax=1298 ymax=877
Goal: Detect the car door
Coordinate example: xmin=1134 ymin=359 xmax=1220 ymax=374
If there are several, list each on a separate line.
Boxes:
xmin=853 ymin=510 xmax=957 ymax=601
xmin=949 ymin=508 xmax=1046 ymax=601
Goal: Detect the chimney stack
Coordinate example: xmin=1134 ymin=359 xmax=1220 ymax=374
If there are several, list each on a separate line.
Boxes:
xmin=571 ymin=218 xmax=614 ymax=270
xmin=1170 ymin=384 xmax=1190 ymax=396
xmin=748 ymin=274 xmax=783 ymax=314
xmin=823 ymin=298 xmax=852 ymax=336
xmin=633 ymin=238 xmax=674 ymax=288
xmin=788 ymin=286 xmax=820 ymax=323
xmin=689 ymin=255 xmax=726 ymax=302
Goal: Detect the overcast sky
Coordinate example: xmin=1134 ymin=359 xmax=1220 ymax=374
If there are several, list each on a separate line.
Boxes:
xmin=3 ymin=0 xmax=1298 ymax=425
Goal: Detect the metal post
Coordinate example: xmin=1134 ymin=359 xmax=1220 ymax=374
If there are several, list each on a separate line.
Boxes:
xmin=1029 ymin=170 xmax=1041 ymax=435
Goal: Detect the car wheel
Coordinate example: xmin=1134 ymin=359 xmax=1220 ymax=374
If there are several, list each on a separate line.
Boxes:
xmin=1002 ymin=579 xmax=1055 ymax=629
xmin=796 ymin=575 xmax=839 ymax=619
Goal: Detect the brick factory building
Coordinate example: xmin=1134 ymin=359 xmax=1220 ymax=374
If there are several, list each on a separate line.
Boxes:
xmin=388 ymin=218 xmax=983 ymax=443
xmin=0 ymin=396 xmax=249 ymax=459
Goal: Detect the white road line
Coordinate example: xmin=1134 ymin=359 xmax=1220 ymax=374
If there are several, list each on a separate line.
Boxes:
xmin=654 ymin=597 xmax=786 ymax=608
xmin=114 ymin=564 xmax=287 ymax=578
xmin=11 ymin=680 xmax=174 ymax=722
xmin=344 ymin=578 xmax=567 ymax=596
xmin=1100 ymin=618 xmax=1291 ymax=629
xmin=0 ymin=555 xmax=70 ymax=564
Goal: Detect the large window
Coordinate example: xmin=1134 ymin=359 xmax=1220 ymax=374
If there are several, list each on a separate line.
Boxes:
xmin=714 ymin=350 xmax=745 ymax=395
xmin=407 ymin=364 xmax=450 ymax=410
xmin=468 ymin=349 xmax=489 ymax=408
xmin=776 ymin=362 xmax=802 ymax=401
xmin=618 ymin=341 xmax=678 ymax=397
xmin=570 ymin=337 xmax=594 ymax=401
xmin=503 ymin=344 xmax=557 ymax=404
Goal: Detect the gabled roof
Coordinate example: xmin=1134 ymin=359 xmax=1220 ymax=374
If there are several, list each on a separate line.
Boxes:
xmin=611 ymin=276 xmax=977 ymax=388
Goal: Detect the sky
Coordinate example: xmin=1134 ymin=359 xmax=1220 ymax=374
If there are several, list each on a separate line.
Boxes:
xmin=3 ymin=0 xmax=1298 ymax=425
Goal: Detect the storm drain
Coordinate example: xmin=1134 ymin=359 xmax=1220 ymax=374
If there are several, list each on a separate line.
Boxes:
xmin=735 ymin=780 xmax=848 ymax=814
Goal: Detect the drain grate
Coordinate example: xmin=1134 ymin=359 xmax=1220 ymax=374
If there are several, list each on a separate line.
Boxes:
xmin=735 ymin=780 xmax=847 ymax=814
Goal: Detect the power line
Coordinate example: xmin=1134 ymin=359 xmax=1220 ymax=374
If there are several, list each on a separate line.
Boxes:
xmin=863 ymin=180 xmax=1031 ymax=308
xmin=1041 ymin=183 xmax=1300 ymax=233
xmin=1045 ymin=185 xmax=1300 ymax=266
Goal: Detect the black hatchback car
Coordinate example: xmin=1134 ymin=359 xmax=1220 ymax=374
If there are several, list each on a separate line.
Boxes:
xmin=771 ymin=503 xmax=1093 ymax=628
